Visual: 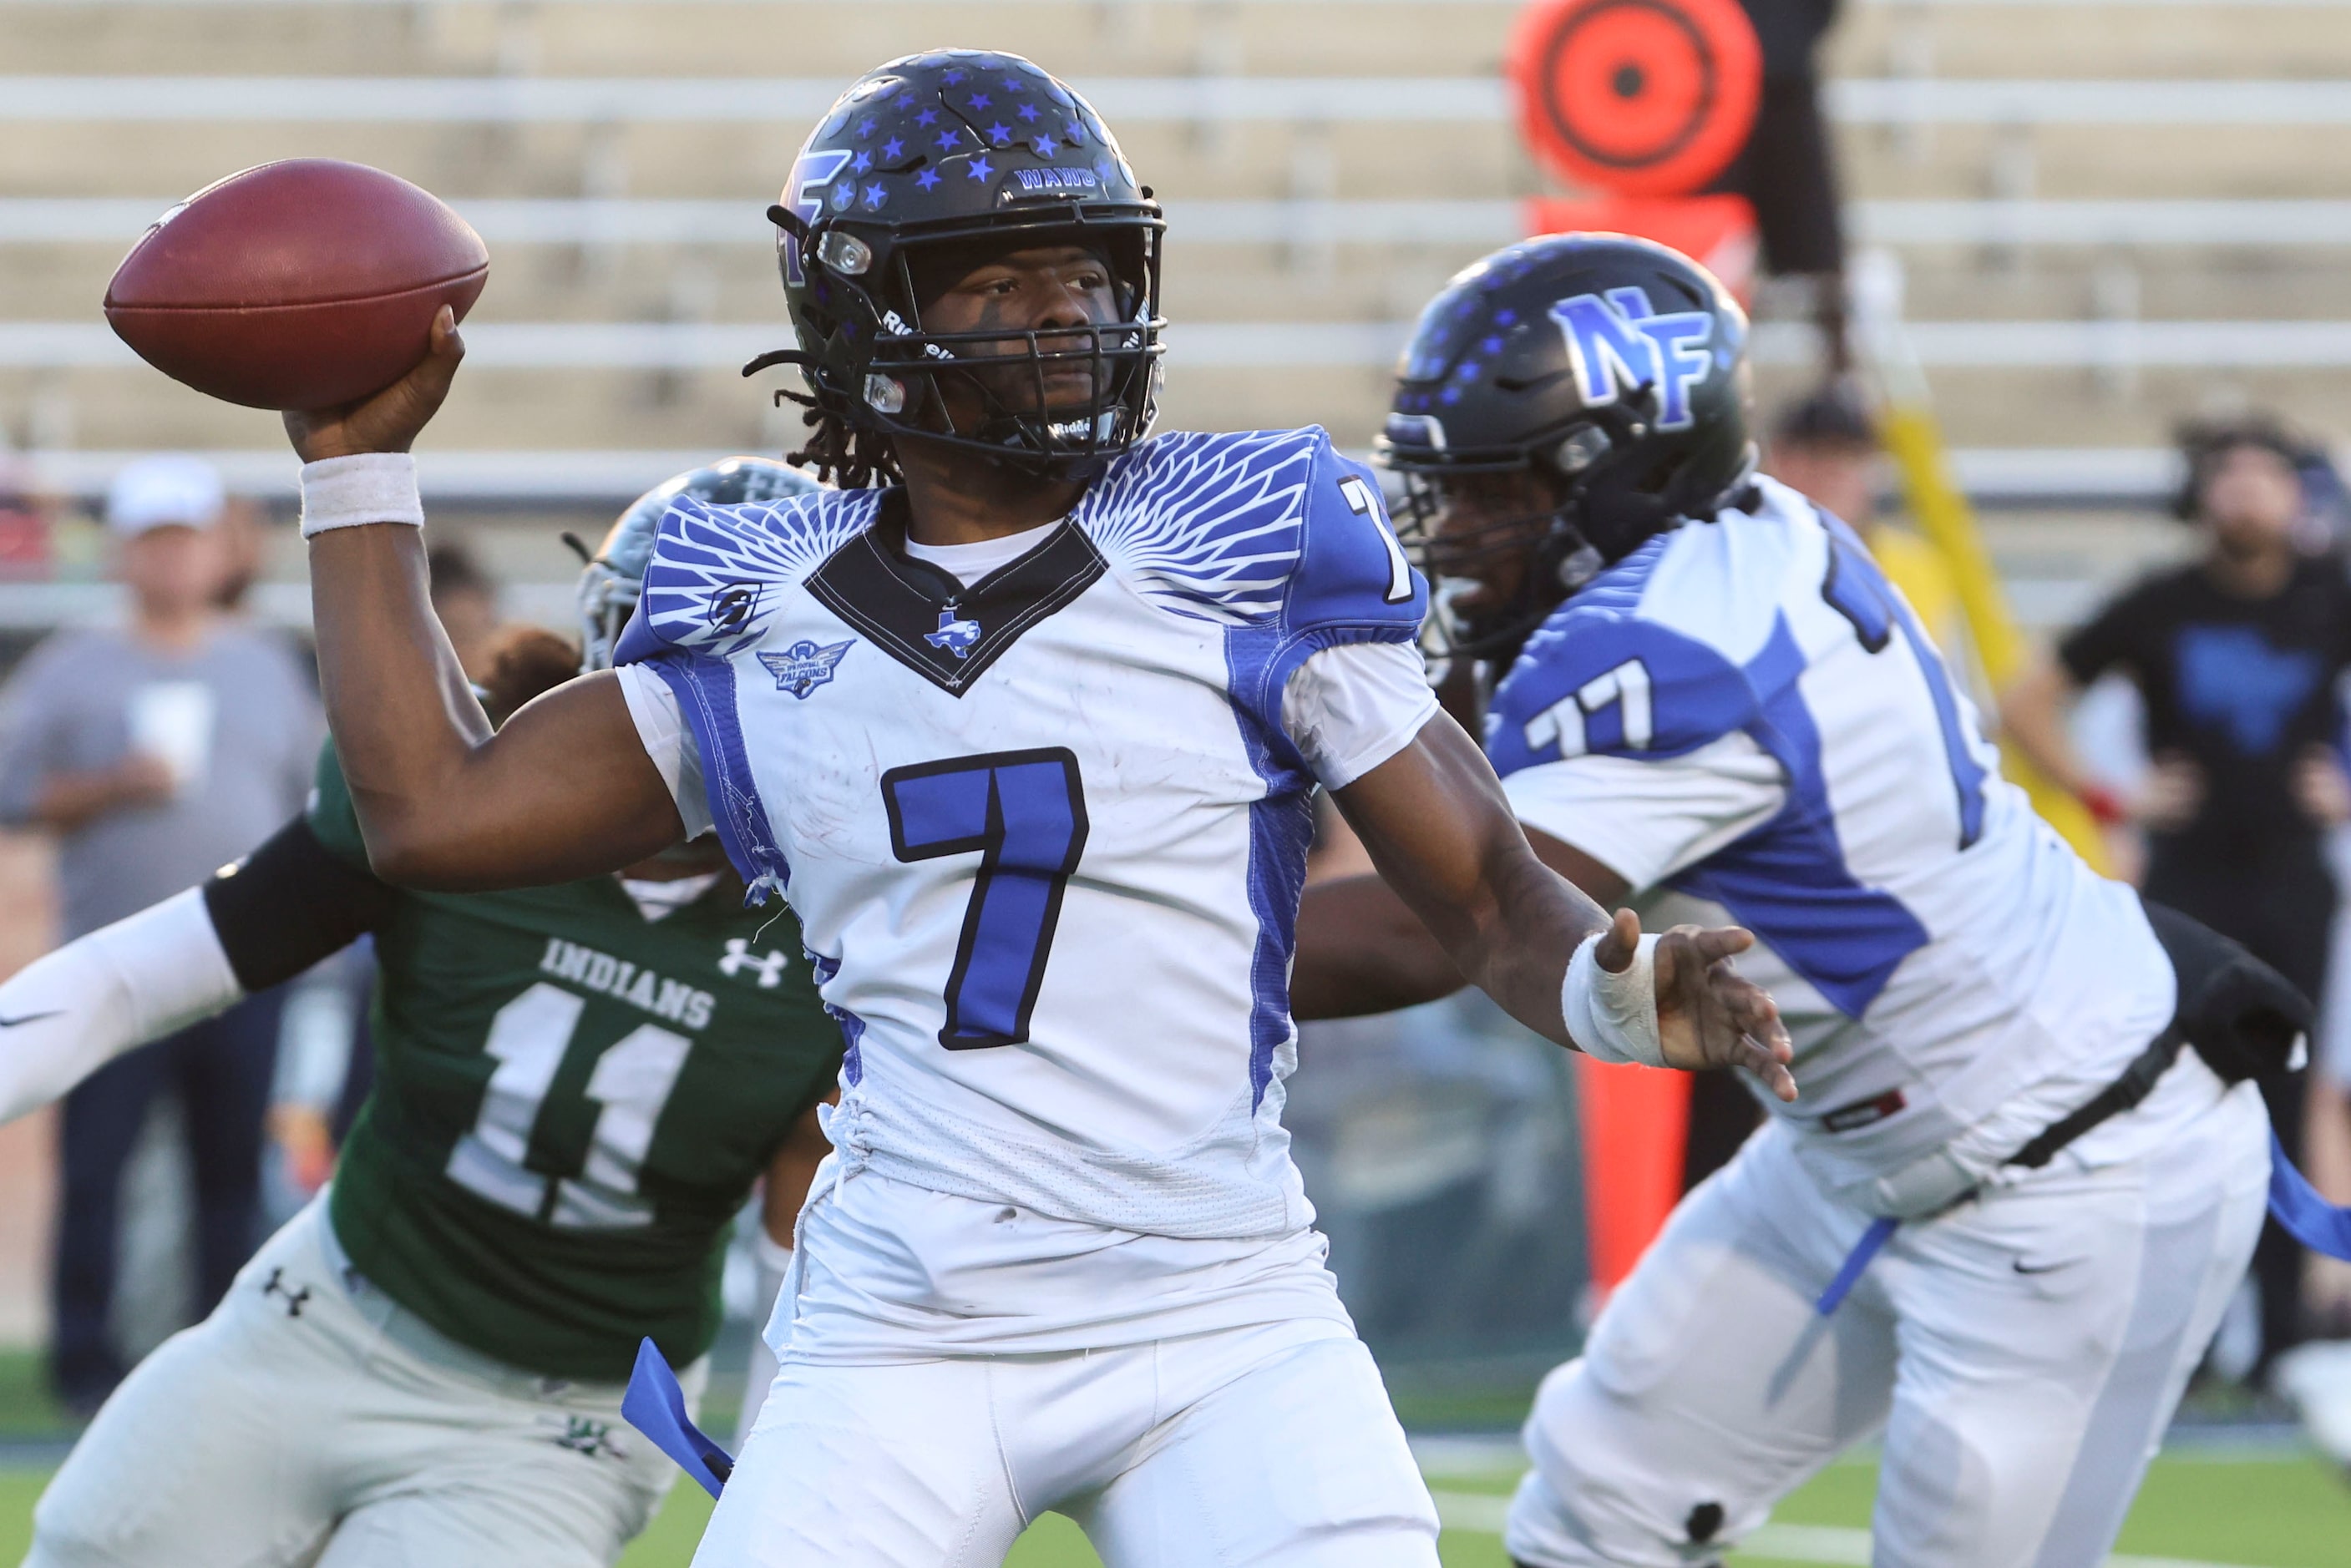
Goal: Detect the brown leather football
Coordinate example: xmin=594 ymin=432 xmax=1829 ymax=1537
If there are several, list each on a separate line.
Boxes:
xmin=104 ymin=159 xmax=489 ymax=411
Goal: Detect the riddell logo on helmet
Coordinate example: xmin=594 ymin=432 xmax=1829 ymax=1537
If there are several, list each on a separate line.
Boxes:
xmin=1548 ymin=286 xmax=1715 ymax=432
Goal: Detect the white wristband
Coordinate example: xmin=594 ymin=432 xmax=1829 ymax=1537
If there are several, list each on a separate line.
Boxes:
xmin=300 ymin=453 xmax=423 ymax=538
xmin=1563 ymin=930 xmax=1665 ymax=1068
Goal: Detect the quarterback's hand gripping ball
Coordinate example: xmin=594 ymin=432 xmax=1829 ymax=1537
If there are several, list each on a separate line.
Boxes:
xmin=104 ymin=159 xmax=487 ymax=412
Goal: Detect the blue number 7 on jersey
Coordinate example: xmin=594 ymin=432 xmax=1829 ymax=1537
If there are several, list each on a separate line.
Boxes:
xmin=882 ymin=749 xmax=1090 ymax=1050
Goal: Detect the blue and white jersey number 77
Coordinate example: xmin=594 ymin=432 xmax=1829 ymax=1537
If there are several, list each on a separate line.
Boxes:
xmin=1484 ymin=476 xmax=2172 ymax=1186
xmin=613 ymin=427 xmax=1434 ymax=1242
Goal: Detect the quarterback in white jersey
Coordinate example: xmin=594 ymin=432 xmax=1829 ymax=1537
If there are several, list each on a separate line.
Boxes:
xmin=273 ymin=55 xmax=1791 ymax=1568
xmin=1295 ymin=235 xmax=2276 ymax=1568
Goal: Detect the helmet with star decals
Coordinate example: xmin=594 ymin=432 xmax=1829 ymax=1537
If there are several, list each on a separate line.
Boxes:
xmin=1375 ymin=233 xmax=1756 ymax=660
xmin=757 ymin=50 xmax=1165 ymax=484
xmin=576 ymin=456 xmax=823 ymax=673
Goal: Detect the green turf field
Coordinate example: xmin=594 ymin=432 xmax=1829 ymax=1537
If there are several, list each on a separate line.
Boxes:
xmin=0 ymin=1444 xmax=2331 ymax=1563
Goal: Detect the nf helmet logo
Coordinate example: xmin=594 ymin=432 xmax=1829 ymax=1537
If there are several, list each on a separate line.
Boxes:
xmin=719 ymin=938 xmax=790 ymax=989
xmin=757 ymin=637 xmax=855 ymax=698
xmin=1548 ymin=286 xmax=1715 ymax=432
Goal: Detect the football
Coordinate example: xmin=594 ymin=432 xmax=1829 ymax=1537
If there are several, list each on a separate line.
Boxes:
xmin=103 ymin=159 xmax=488 ymax=411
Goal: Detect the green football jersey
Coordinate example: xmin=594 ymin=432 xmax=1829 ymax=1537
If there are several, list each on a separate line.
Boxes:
xmin=309 ymin=742 xmax=840 ymax=1382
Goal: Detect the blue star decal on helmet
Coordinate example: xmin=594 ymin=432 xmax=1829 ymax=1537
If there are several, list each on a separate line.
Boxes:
xmin=943 ymin=68 xmax=965 ymax=85
xmin=1035 ymin=134 xmax=1057 ymax=155
xmin=1065 ymin=119 xmax=1086 ymax=144
xmin=1017 ymin=103 xmax=1041 ymax=123
xmin=857 ymin=118 xmax=876 ymax=138
xmin=987 ymin=122 xmax=1011 ymax=144
xmin=880 ymin=137 xmax=903 ymax=160
xmin=970 ymin=92 xmax=992 ymax=110
xmin=852 ymin=150 xmax=873 ymax=174
xmin=915 ymin=167 xmax=941 ymax=190
xmin=1002 ymin=75 xmax=1024 ymax=92
xmin=914 ymin=108 xmax=938 ymax=127
xmin=863 ymin=183 xmax=887 ymax=210
xmin=935 ymin=129 xmax=960 ymax=150
xmin=894 ymin=92 xmax=916 ymax=109
xmin=967 ymin=156 xmax=994 ymax=180
xmin=1482 ymin=335 xmax=1505 ymax=353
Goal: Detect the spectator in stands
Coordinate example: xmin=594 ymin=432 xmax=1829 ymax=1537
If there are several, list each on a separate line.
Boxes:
xmin=1766 ymin=385 xmax=1972 ymax=672
xmin=0 ymin=444 xmax=55 ymax=579
xmin=0 ymin=455 xmax=320 ymax=1413
xmin=2002 ymin=412 xmax=2351 ymax=1383
xmin=426 ymin=540 xmax=501 ymax=680
xmin=207 ymin=493 xmax=266 ymax=613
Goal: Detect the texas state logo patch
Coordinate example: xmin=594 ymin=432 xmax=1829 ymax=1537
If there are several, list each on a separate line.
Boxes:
xmin=757 ymin=638 xmax=856 ymax=698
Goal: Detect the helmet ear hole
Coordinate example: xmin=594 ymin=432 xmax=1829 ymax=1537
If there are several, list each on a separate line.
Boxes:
xmin=1554 ymin=542 xmax=1604 ymax=591
xmin=1552 ymin=426 xmax=1611 ymax=475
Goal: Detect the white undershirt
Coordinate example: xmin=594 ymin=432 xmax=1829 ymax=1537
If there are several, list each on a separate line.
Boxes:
xmin=899 ymin=519 xmax=1061 ymax=586
xmin=615 ymin=870 xmax=722 ymax=923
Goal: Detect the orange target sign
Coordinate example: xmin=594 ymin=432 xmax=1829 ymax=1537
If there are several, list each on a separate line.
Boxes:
xmin=1507 ymin=0 xmax=1762 ymax=199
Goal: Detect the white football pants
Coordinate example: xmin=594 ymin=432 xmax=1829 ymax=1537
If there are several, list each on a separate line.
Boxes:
xmin=1505 ymin=1082 xmax=2269 ymax=1568
xmin=692 ymin=1319 xmax=1442 ymax=1567
xmin=26 ymin=1199 xmax=693 ymax=1568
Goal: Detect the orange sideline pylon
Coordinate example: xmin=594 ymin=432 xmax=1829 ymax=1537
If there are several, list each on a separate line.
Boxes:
xmin=1574 ymin=1055 xmax=1692 ymax=1308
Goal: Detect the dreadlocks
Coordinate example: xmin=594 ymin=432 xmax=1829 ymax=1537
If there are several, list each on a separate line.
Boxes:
xmin=778 ymin=387 xmax=903 ymax=491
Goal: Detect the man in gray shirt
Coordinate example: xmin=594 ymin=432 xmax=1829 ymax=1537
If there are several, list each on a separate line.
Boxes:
xmin=0 ymin=455 xmax=319 ymax=1410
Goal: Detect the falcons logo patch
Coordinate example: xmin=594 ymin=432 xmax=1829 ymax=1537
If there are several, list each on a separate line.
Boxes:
xmin=757 ymin=638 xmax=856 ymax=698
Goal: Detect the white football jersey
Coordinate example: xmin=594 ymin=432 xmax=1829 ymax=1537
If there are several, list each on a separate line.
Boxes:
xmin=616 ymin=428 xmax=1431 ymax=1242
xmin=1489 ymin=477 xmax=2176 ymax=1190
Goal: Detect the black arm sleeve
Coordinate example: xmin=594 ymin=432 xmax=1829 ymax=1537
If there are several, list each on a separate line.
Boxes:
xmin=201 ymin=816 xmax=402 ymax=993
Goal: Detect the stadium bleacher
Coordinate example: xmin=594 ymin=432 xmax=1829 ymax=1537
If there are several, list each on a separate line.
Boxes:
xmin=3 ymin=0 xmax=2347 ymax=618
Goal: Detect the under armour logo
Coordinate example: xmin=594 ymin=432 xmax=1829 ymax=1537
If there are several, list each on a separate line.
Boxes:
xmin=719 ymin=938 xmax=789 ymax=989
xmin=925 ymin=606 xmax=982 ymax=660
xmin=261 ymin=1267 xmax=312 ymax=1318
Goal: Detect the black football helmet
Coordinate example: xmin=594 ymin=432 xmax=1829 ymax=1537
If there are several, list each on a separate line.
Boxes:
xmin=1375 ymin=233 xmax=1756 ymax=660
xmin=754 ymin=50 xmax=1166 ymax=482
xmin=577 ymin=456 xmax=821 ymax=672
